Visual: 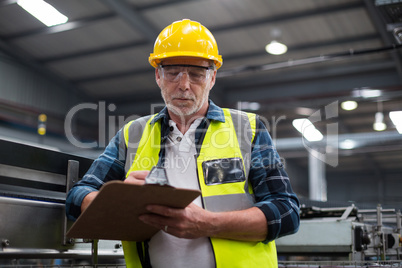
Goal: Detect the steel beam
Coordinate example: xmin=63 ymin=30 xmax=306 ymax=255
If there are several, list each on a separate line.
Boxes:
xmin=364 ymin=0 xmax=402 ymax=81
xmin=211 ymin=2 xmax=365 ymax=32
xmin=100 ymin=0 xmax=158 ymax=42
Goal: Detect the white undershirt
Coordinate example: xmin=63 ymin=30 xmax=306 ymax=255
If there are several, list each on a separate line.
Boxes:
xmin=148 ymin=118 xmax=215 ymax=268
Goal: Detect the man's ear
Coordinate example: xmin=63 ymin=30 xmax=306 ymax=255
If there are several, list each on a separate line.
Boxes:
xmin=155 ymin=68 xmax=162 ymax=88
xmin=208 ymin=70 xmax=217 ymax=90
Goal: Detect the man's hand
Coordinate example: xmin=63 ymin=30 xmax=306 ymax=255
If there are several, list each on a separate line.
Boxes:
xmin=81 ymin=191 xmax=98 ymax=213
xmin=124 ymin=170 xmax=149 ymax=185
xmin=139 ymin=202 xmax=213 ymax=239
xmin=81 ymin=170 xmax=150 ymax=213
xmin=139 ymin=203 xmax=268 ymax=242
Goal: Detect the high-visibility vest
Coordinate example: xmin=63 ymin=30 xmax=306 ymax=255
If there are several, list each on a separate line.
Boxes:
xmin=121 ymin=108 xmax=277 ymax=268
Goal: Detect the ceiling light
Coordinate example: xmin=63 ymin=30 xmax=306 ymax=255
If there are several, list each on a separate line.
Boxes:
xmin=265 ymin=41 xmax=288 ymax=55
xmin=248 ymin=102 xmax=261 ymax=111
xmin=295 ymin=107 xmax=315 ymax=116
xmin=292 ymin=118 xmax=323 ymax=142
xmin=389 ymin=111 xmax=402 ymax=134
xmin=339 ymin=139 xmax=356 ymax=150
xmin=341 ymin=100 xmax=358 ymax=111
xmin=17 ymin=0 xmax=68 ymax=27
xmin=373 ymin=101 xmax=386 ymax=131
xmin=237 ymin=101 xmax=261 ymax=111
xmin=352 ymin=88 xmax=382 ymax=99
xmin=373 ymin=112 xmax=386 ymax=131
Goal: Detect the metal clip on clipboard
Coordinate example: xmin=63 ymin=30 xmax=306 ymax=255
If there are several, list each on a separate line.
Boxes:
xmin=145 ymin=166 xmax=170 ymax=186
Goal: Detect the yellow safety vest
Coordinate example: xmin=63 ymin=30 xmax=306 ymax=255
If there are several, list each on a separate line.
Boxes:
xmin=121 ymin=108 xmax=277 ymax=268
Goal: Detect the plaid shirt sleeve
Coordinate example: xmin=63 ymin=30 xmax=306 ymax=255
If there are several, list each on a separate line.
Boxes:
xmin=250 ymin=118 xmax=300 ymax=243
xmin=65 ymin=129 xmax=126 ymax=221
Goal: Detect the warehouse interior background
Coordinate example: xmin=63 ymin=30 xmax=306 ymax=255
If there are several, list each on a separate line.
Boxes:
xmin=0 ymin=0 xmax=402 ymax=214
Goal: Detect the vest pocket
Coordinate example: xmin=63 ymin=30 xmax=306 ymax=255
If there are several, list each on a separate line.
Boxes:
xmin=202 ymin=157 xmax=245 ymax=185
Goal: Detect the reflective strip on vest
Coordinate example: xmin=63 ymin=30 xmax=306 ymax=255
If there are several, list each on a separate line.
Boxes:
xmin=121 ymin=109 xmax=277 ymax=268
xmin=124 ymin=114 xmax=159 ymax=176
xmin=228 ymin=108 xmax=256 ymax=178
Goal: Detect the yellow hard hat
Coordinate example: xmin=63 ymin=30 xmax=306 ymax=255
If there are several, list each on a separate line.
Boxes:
xmin=149 ymin=19 xmax=223 ymax=69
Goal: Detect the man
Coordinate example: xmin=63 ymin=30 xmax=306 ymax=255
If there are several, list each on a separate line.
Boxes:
xmin=66 ymin=19 xmax=300 ymax=268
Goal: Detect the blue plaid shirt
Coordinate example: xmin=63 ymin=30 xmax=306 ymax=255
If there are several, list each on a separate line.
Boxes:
xmin=66 ymin=101 xmax=300 ymax=242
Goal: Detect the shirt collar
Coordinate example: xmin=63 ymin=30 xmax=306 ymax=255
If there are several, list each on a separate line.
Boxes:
xmin=150 ymin=100 xmax=225 ymax=125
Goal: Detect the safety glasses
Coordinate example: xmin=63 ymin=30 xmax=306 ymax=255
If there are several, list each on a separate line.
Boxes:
xmin=159 ymin=64 xmax=213 ymax=84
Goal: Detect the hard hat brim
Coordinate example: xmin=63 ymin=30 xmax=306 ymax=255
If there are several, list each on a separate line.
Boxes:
xmin=149 ymin=51 xmax=223 ymax=69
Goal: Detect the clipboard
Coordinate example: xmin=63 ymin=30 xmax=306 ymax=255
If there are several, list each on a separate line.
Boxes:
xmin=66 ymin=180 xmax=201 ymax=242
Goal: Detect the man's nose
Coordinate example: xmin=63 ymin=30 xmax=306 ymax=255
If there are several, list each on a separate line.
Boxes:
xmin=178 ymin=72 xmax=191 ymax=89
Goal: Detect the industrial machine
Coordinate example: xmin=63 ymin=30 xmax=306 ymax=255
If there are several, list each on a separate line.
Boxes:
xmin=0 ymin=138 xmax=124 ymax=265
xmin=276 ymin=201 xmax=402 ymax=262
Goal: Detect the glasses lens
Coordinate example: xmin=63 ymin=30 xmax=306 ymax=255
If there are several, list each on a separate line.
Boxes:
xmin=161 ymin=65 xmax=210 ymax=83
xmin=162 ymin=66 xmax=182 ymax=82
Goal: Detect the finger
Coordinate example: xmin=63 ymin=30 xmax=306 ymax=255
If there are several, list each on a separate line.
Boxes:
xmin=139 ymin=217 xmax=161 ymax=230
xmin=146 ymin=205 xmax=180 ymax=217
xmin=128 ymin=170 xmax=150 ymax=180
xmin=124 ymin=170 xmax=150 ymax=185
xmin=124 ymin=177 xmax=145 ymax=185
xmin=139 ymin=214 xmax=172 ymax=228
